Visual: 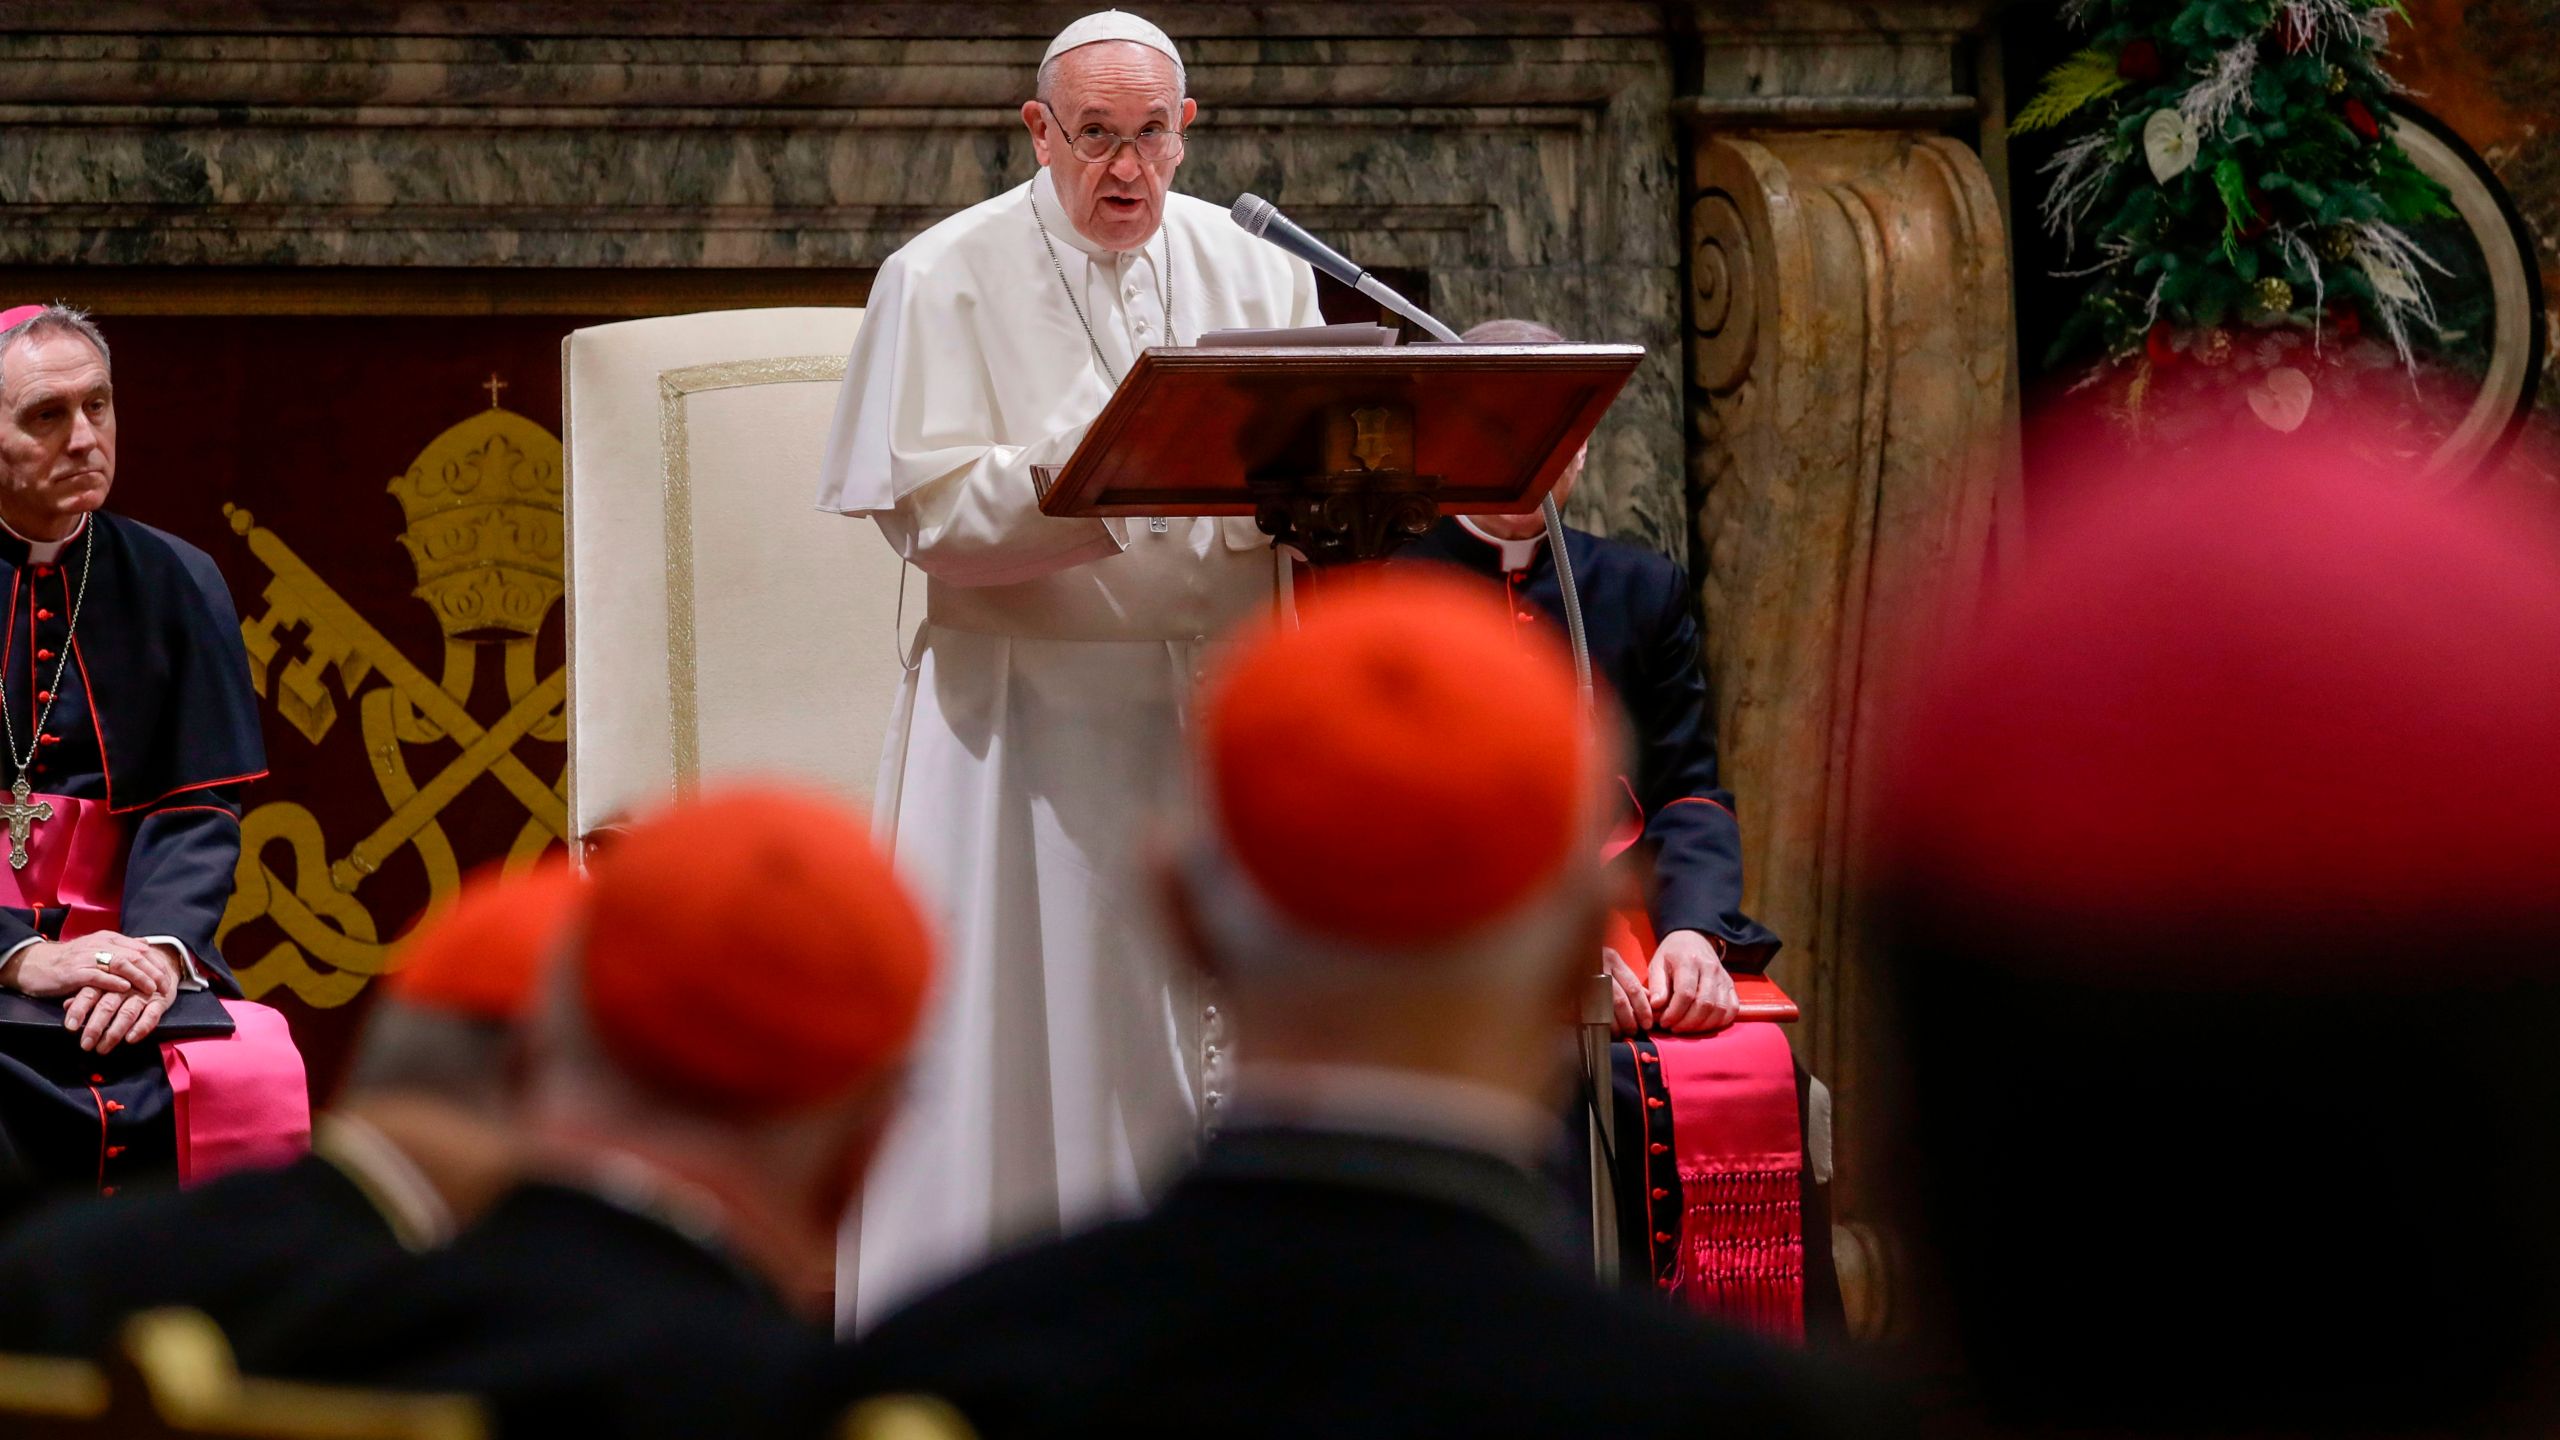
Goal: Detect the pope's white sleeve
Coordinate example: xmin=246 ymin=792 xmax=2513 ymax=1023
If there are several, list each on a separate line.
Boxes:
xmin=816 ymin=255 xmax=1127 ymax=589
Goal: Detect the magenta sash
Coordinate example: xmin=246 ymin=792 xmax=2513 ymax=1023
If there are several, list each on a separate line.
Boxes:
xmin=1656 ymin=1022 xmax=1806 ymax=1341
xmin=0 ymin=789 xmax=311 ymax=1184
xmin=164 ymin=1000 xmax=310 ymax=1184
xmin=0 ymin=791 xmax=124 ymax=929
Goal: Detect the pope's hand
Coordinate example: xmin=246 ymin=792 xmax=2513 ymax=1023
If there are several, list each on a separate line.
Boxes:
xmin=1602 ymin=947 xmax=1653 ymax=1037
xmin=1648 ymin=929 xmax=1738 ymax=1034
xmin=0 ymin=934 xmax=166 ymax=1003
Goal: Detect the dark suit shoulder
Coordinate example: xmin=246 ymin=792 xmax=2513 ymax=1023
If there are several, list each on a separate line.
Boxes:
xmin=0 ymin=1155 xmax=393 ymax=1355
xmin=846 ymin=1179 xmax=1868 ymax=1439
xmin=1565 ymin=527 xmax=1687 ymax=605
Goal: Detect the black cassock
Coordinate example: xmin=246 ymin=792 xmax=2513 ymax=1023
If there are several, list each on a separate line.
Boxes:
xmin=1398 ymin=518 xmax=1778 ymax=965
xmin=0 ymin=511 xmax=266 ymax=1213
xmin=1402 ymin=520 xmax=1846 ymax=1331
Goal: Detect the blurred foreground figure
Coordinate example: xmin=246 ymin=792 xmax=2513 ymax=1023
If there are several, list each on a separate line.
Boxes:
xmin=0 ymin=862 xmax=576 ymax=1353
xmin=839 ymin=573 xmax=1863 ymax=1439
xmin=1879 ymin=446 xmax=2560 ymax=1435
xmin=252 ymin=786 xmax=935 ymax=1440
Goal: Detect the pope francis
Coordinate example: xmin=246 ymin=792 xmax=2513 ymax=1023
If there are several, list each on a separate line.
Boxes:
xmin=816 ymin=11 xmax=1322 ymax=1324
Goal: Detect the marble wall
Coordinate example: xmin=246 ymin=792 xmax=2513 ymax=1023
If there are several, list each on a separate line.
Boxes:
xmin=0 ymin=2 xmax=1690 ymax=551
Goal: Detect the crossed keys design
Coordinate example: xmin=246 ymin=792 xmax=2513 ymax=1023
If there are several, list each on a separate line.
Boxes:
xmin=215 ymin=401 xmax=568 ymax=1008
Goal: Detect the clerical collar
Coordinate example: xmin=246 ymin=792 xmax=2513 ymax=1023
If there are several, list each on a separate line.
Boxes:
xmin=1221 ymin=1060 xmax=1557 ymax=1171
xmin=0 ymin=511 xmax=88 ymax=566
xmin=1030 ymin=168 xmax=1155 ymax=263
xmin=1457 ymin=515 xmax=1546 ymax=574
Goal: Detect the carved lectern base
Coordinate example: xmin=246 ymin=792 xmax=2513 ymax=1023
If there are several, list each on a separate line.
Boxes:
xmin=1250 ymin=470 xmax=1443 ymax=566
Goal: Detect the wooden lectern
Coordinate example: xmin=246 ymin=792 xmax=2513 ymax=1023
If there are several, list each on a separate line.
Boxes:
xmin=1033 ymin=343 xmax=1645 ymax=564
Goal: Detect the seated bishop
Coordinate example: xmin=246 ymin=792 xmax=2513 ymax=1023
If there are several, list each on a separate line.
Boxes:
xmin=1398 ymin=319 xmax=1836 ymax=1340
xmin=0 ymin=305 xmax=298 ymax=1215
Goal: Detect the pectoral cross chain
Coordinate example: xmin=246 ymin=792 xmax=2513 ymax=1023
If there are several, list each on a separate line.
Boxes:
xmin=1 ymin=777 xmax=52 ymax=872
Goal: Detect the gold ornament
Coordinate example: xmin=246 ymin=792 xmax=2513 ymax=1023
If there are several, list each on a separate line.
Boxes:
xmin=2194 ymin=329 xmax=2234 ymax=366
xmin=2255 ymin=277 xmax=2296 ymax=314
xmin=2317 ymin=227 xmax=2357 ymax=262
xmin=2325 ymin=65 xmax=2349 ymax=95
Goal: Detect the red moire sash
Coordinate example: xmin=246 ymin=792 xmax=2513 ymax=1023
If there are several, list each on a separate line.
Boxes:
xmin=1606 ymin=906 xmax=1806 ymax=1342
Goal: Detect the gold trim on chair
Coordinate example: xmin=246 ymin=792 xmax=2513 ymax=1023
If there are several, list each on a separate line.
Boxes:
xmin=0 ymin=1308 xmax=487 ymax=1440
xmin=653 ymin=354 xmax=849 ymax=789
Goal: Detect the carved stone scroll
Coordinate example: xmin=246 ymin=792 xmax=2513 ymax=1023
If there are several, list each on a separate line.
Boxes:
xmin=1689 ymin=129 xmax=2018 ymax=1227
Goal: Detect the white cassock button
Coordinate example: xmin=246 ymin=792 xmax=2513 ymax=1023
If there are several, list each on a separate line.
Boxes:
xmin=1124 ymin=285 xmax=1139 ymax=300
xmin=1134 ymin=320 xmax=1151 ymax=335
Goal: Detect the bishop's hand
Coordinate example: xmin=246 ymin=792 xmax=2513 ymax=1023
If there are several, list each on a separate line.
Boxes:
xmin=1602 ymin=946 xmax=1653 ymax=1037
xmin=58 ymin=934 xmax=179 ymax=1053
xmin=1647 ymin=930 xmax=1738 ymax=1035
xmin=0 ymin=934 xmax=163 ymax=1002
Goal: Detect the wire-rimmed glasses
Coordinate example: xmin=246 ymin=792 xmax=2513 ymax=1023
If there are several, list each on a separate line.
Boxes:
xmin=1039 ymin=101 xmax=1187 ymax=164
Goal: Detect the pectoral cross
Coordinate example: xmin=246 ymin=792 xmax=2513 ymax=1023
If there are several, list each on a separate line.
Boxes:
xmin=483 ymin=372 xmax=509 ymax=409
xmin=0 ymin=776 xmax=49 ymax=872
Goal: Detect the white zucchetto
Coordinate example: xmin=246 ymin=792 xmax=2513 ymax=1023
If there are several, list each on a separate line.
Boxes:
xmin=1041 ymin=10 xmax=1183 ymax=69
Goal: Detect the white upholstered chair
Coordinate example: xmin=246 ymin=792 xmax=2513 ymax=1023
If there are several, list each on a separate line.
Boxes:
xmin=562 ymin=308 xmax=909 ymax=850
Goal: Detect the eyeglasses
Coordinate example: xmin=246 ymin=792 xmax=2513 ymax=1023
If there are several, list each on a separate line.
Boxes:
xmin=1039 ymin=101 xmax=1187 ymax=165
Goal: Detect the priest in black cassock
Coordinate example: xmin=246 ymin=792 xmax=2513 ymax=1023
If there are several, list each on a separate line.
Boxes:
xmin=1397 ymin=319 xmax=1839 ymax=1337
xmin=0 ymin=305 xmax=275 ymax=1214
xmin=1399 ymin=318 xmax=1778 ymax=1014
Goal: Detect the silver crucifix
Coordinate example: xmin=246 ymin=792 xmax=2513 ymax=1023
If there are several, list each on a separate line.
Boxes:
xmin=0 ymin=776 xmax=51 ymax=871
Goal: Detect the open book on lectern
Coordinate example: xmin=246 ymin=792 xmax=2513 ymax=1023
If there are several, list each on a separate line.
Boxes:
xmin=1030 ymin=342 xmax=1645 ymax=527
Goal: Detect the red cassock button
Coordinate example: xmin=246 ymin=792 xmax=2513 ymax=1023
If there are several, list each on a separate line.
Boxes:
xmin=1651 ymin=1188 xmax=1669 ymax=1200
xmin=1515 ymin=611 xmax=1538 ymax=623
xmin=37 ymin=734 xmax=56 ymax=745
xmin=1650 ymin=1143 xmax=1669 ymax=1154
xmin=33 ymin=690 xmax=49 ymax=703
xmin=106 ymin=1145 xmax=125 ymax=1158
xmin=100 ymin=1186 xmax=116 ymax=1197
xmin=1658 ymin=1279 xmax=1675 ymax=1291
xmin=103 ymin=1101 xmax=123 ymax=1113
xmin=1654 ymin=1231 xmax=1673 ymax=1243
xmin=31 ymin=565 xmax=50 ymax=578
xmin=35 ymin=648 xmax=51 ymax=661
xmin=34 ymin=608 xmax=51 ymax=620
xmin=1646 ymin=1097 xmax=1666 ymax=1109
xmin=88 ymin=1072 xmax=103 ymax=1083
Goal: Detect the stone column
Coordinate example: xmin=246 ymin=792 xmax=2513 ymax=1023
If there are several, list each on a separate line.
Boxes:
xmin=1673 ymin=1 xmax=2022 ymax=1262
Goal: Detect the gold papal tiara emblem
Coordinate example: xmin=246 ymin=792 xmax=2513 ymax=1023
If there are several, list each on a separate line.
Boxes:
xmin=218 ymin=381 xmax=570 ymax=1008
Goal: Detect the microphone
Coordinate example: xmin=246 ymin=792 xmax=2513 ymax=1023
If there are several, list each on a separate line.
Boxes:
xmin=1228 ymin=194 xmax=1462 ymax=343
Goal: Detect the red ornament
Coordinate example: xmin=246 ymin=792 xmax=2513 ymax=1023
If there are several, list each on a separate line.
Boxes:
xmin=2118 ymin=39 xmax=2163 ymax=83
xmin=2145 ymin=323 xmax=2181 ymax=368
xmin=2342 ymin=98 xmax=2380 ymax=142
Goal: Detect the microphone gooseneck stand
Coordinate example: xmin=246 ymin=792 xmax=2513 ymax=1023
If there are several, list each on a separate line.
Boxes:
xmin=1228 ymin=193 xmax=1615 ymax=1280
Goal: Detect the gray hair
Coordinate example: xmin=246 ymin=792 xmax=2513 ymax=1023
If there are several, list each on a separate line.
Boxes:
xmin=0 ymin=304 xmax=111 ymax=387
xmin=343 ymin=1002 xmax=517 ymax=1115
xmin=1460 ymin=318 xmax=1566 ymax=345
xmin=1035 ymin=44 xmax=1187 ymax=109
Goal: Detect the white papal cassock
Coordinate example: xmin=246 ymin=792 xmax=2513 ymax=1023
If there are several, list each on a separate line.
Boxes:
xmin=817 ymin=166 xmax=1322 ymax=1325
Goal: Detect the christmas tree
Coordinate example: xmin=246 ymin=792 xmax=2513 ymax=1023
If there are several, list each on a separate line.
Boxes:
xmin=2022 ymin=0 xmax=2458 ymax=436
